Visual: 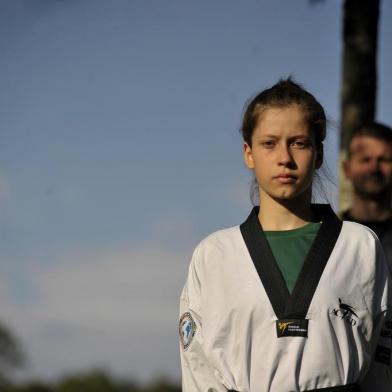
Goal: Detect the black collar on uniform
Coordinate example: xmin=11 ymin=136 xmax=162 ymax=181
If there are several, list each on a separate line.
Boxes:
xmin=240 ymin=204 xmax=342 ymax=319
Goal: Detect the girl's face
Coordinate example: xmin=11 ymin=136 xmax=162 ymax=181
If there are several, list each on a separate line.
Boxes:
xmin=243 ymin=105 xmax=322 ymax=205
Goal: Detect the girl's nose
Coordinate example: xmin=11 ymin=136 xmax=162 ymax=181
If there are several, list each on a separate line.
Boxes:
xmin=278 ymin=144 xmax=294 ymax=165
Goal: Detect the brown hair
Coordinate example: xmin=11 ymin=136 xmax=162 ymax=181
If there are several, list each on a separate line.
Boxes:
xmin=240 ymin=78 xmax=326 ymax=150
xmin=347 ymin=122 xmax=392 ymax=157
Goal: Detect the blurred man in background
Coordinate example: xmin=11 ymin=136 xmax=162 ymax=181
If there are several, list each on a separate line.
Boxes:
xmin=342 ymin=122 xmax=392 ymax=269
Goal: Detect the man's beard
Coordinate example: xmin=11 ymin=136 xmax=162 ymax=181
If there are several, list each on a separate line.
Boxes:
xmin=353 ymin=172 xmax=392 ymax=200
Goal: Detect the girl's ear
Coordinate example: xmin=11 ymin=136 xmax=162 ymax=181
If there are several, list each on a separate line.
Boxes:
xmin=315 ymin=144 xmax=324 ymax=169
xmin=243 ymin=143 xmax=254 ymax=169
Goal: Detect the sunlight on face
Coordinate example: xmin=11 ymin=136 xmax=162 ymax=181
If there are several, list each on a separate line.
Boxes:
xmin=243 ymin=105 xmax=321 ymax=206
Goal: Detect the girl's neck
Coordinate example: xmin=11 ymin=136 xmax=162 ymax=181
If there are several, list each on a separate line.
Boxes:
xmin=258 ymin=191 xmax=314 ymax=231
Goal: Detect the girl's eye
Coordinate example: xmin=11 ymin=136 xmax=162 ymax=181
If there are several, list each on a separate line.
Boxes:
xmin=292 ymin=140 xmax=308 ymax=149
xmin=261 ymin=141 xmax=276 ymax=148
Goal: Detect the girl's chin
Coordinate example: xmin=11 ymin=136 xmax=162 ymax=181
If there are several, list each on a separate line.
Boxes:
xmin=262 ymin=190 xmax=312 ymax=203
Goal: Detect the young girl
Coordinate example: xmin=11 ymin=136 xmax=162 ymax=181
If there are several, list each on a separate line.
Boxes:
xmin=179 ymin=79 xmax=391 ymax=392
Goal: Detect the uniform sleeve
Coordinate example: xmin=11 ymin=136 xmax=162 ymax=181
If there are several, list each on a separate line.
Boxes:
xmin=179 ymin=247 xmax=228 ymax=392
xmin=360 ymin=241 xmax=392 ymax=392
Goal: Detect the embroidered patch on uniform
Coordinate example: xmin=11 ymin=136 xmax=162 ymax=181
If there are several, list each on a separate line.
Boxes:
xmin=276 ymin=319 xmax=308 ymax=338
xmin=331 ymin=298 xmax=358 ymax=326
xmin=375 ymin=345 xmax=391 ymax=365
xmin=179 ymin=312 xmax=196 ymax=350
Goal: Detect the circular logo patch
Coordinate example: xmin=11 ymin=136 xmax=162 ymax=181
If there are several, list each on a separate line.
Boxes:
xmin=179 ymin=312 xmax=196 ymax=350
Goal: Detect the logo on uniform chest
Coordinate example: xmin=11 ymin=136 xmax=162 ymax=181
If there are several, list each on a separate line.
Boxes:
xmin=276 ymin=319 xmax=309 ymax=338
xmin=331 ymin=298 xmax=358 ymax=326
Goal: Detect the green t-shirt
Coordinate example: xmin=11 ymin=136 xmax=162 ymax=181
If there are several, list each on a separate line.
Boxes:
xmin=264 ymin=222 xmax=321 ymax=293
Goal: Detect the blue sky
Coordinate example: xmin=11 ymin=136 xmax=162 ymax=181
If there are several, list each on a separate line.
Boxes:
xmin=0 ymin=0 xmax=391 ymax=384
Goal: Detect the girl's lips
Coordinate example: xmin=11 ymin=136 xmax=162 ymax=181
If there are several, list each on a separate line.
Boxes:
xmin=275 ymin=174 xmax=297 ymax=183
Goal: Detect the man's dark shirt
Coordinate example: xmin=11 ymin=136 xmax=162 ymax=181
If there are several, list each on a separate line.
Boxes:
xmin=342 ymin=210 xmax=392 ymax=272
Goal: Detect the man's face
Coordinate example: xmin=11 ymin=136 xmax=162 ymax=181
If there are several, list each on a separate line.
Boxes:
xmin=344 ymin=135 xmax=392 ymax=199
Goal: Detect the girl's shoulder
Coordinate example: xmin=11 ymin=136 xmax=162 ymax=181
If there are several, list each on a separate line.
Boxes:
xmin=195 ymin=225 xmax=242 ymax=253
xmin=340 ymin=220 xmax=389 ymax=275
xmin=339 ymin=220 xmax=384 ymax=260
xmin=189 ymin=225 xmax=244 ymax=270
xmin=201 ymin=224 xmax=241 ymax=243
xmin=341 ymin=219 xmax=380 ymax=242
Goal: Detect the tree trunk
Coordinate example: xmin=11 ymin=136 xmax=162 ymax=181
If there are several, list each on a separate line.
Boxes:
xmin=339 ymin=0 xmax=379 ymax=211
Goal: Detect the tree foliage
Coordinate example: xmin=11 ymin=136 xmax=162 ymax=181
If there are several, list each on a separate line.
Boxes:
xmin=1 ymin=371 xmax=181 ymax=392
xmin=0 ymin=322 xmax=24 ymax=387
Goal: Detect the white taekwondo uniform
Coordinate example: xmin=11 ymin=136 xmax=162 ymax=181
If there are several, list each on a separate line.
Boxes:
xmin=179 ymin=205 xmax=392 ymax=392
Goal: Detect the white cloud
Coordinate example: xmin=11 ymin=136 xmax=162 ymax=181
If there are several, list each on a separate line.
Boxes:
xmin=0 ymin=246 xmax=191 ymax=383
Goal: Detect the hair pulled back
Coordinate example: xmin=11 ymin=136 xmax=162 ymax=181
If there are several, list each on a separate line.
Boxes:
xmin=240 ymin=78 xmax=326 ymax=150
